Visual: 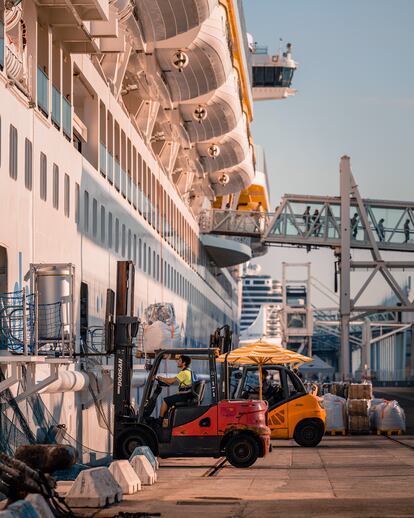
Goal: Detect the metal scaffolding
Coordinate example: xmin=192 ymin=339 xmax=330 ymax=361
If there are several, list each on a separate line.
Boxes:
xmin=200 ymin=156 xmax=414 ymax=379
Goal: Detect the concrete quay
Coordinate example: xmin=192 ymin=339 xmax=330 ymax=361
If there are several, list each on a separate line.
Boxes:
xmin=65 ymin=433 xmax=414 ymax=517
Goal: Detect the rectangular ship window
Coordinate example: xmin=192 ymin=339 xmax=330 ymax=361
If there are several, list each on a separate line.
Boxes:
xmin=108 ymin=212 xmax=113 ymax=248
xmin=40 ymin=152 xmax=47 ymax=201
xmin=75 ymin=183 xmax=80 ymax=223
xmin=115 ymin=218 xmax=119 ymax=252
xmin=92 ymin=198 xmax=98 ymax=237
xmin=133 ymin=234 xmax=137 ymax=264
xmin=101 ymin=206 xmax=106 ymax=243
xmin=24 ymin=138 xmax=32 ymax=191
xmin=84 ymin=191 xmax=89 ymax=232
xmin=9 ymin=125 xmax=18 ymax=180
xmin=121 ymin=224 xmax=126 ymax=257
xmin=53 ymin=164 xmax=59 ymax=210
xmin=64 ymin=174 xmax=70 ymax=217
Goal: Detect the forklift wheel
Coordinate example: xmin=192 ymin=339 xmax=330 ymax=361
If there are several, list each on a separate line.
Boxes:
xmin=294 ymin=419 xmax=324 ymax=447
xmin=118 ymin=428 xmax=156 ymax=458
xmin=225 ymin=434 xmax=259 ymax=468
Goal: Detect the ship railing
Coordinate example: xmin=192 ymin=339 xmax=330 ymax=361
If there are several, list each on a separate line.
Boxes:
xmin=0 ymin=289 xmax=35 ymax=355
xmin=37 ymin=67 xmax=49 ymax=116
xmin=51 ymin=84 xmax=61 ymax=128
xmin=127 ymin=174 xmax=132 ymax=204
xmin=99 ymin=142 xmax=106 ymax=177
xmin=62 ymin=96 xmax=72 ymax=140
xmin=121 ymin=166 xmax=127 ymax=197
xmin=0 ymin=22 xmax=4 ymax=71
xmin=114 ymin=158 xmax=121 ymax=191
xmin=0 ymin=289 xmax=74 ymax=357
xmin=107 ymin=151 xmax=114 ymax=184
xmin=252 ymin=44 xmax=268 ymax=55
xmin=199 ymin=209 xmax=270 ymax=237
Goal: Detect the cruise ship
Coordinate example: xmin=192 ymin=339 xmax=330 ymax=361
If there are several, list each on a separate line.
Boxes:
xmin=0 ymin=0 xmax=296 ymax=457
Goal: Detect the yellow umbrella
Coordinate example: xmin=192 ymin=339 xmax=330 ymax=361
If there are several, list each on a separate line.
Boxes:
xmin=218 ymin=339 xmax=312 ymax=400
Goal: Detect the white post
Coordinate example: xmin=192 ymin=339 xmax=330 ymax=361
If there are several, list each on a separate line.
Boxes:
xmin=339 ymin=156 xmax=351 ymax=380
xmin=22 ymin=287 xmax=28 ymax=355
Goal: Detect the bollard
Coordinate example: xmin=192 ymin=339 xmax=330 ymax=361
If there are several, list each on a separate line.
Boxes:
xmin=0 ymin=500 xmax=39 ymax=517
xmin=130 ymin=455 xmax=156 ymax=485
xmin=25 ymin=495 xmax=55 ymax=518
xmin=65 ymin=467 xmax=123 ymax=508
xmin=109 ymin=460 xmax=142 ymax=494
xmin=129 ymin=446 xmax=159 ymax=471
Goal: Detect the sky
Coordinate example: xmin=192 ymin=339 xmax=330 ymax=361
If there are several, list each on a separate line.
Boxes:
xmin=243 ymin=0 xmax=414 ymax=305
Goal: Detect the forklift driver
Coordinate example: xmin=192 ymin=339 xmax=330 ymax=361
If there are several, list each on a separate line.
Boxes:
xmin=262 ymin=369 xmax=284 ymax=406
xmin=157 ymin=355 xmax=195 ymax=419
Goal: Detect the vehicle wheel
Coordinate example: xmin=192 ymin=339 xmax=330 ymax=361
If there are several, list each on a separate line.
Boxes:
xmin=225 ymin=434 xmax=259 ymax=468
xmin=117 ymin=428 xmax=156 ymax=459
xmin=294 ymin=420 xmax=324 ymax=447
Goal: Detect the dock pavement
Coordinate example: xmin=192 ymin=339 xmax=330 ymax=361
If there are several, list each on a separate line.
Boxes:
xmin=66 ymin=433 xmax=414 ymax=517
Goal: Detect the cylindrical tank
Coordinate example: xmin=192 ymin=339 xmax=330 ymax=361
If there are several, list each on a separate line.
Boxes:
xmin=36 ymin=265 xmax=72 ymax=341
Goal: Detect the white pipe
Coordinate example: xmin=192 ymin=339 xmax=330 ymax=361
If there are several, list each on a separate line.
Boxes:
xmin=40 ymin=371 xmax=89 ymax=394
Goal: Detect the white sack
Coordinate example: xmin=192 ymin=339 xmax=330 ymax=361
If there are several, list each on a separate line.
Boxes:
xmin=375 ymin=400 xmax=406 ymax=432
xmin=322 ymin=393 xmax=347 ymax=431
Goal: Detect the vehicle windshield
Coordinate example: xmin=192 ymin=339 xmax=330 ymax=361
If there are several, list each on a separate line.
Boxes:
xmin=236 ymin=368 xmax=283 ymax=404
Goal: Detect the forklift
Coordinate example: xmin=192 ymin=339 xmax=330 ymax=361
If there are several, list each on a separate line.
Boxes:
xmin=232 ymin=365 xmax=326 ymax=446
xmin=109 ymin=262 xmax=271 ymax=468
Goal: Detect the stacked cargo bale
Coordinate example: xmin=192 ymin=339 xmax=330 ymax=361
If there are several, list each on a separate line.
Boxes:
xmin=347 ymin=383 xmax=372 ymax=433
xmin=330 ymin=382 xmax=349 ymax=399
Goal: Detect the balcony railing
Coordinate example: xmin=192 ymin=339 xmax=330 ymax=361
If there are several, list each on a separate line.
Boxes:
xmin=51 ymin=85 xmax=61 ymax=128
xmin=0 ymin=22 xmax=4 ymax=70
xmin=114 ymin=158 xmax=120 ymax=191
xmin=99 ymin=143 xmax=106 ymax=176
xmin=127 ymin=176 xmax=132 ymax=203
xmin=107 ymin=152 xmax=114 ymax=184
xmin=199 ymin=209 xmax=269 ymax=237
xmin=121 ymin=167 xmax=126 ymax=197
xmin=37 ymin=67 xmax=49 ymax=116
xmin=62 ymin=96 xmax=72 ymax=139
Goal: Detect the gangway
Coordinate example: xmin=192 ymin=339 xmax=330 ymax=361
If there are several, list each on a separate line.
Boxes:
xmin=199 ymin=156 xmax=414 ymax=378
xmin=199 ymin=198 xmax=414 ymax=253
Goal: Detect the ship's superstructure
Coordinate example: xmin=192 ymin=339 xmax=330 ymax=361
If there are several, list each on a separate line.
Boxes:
xmin=240 ymin=263 xmax=282 ymax=332
xmin=0 ymin=0 xmax=296 ymax=456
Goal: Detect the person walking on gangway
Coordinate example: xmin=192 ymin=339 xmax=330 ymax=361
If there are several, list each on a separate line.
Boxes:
xmin=351 ymin=213 xmax=359 ymax=239
xmin=377 ymin=218 xmax=386 ymax=242
xmin=312 ymin=209 xmax=321 ymax=237
xmin=303 ymin=206 xmax=311 ymax=233
xmin=404 ymin=219 xmax=411 ymax=243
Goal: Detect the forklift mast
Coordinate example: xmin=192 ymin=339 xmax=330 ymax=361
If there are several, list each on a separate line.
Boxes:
xmin=112 ymin=262 xmax=139 ymax=427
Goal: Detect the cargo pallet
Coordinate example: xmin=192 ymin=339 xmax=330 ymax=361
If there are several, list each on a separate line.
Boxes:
xmin=325 ymin=429 xmax=347 ymax=436
xmin=377 ymin=429 xmax=402 ymax=436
